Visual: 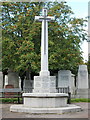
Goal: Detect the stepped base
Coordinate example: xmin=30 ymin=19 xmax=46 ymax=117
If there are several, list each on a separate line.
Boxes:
xmin=10 ymin=93 xmax=81 ymax=114
xmin=10 ymin=104 xmax=81 ymax=114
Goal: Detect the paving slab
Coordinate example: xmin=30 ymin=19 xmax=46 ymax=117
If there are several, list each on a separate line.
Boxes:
xmin=0 ymin=103 xmax=89 ymax=119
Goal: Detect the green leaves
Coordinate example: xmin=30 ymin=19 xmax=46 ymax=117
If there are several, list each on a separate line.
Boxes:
xmin=2 ymin=2 xmax=87 ymax=75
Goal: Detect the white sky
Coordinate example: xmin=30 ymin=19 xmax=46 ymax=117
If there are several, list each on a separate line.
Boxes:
xmin=66 ymin=0 xmax=89 ymax=62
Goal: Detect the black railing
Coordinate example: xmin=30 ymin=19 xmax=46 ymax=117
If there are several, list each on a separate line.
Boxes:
xmin=56 ymin=86 xmax=71 ymax=104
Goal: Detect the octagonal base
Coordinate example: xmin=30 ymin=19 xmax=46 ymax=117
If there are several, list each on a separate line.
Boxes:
xmin=10 ymin=93 xmax=81 ymax=114
xmin=10 ymin=104 xmax=81 ymax=114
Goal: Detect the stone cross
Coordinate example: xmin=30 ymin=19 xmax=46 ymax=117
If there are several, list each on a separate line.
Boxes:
xmin=35 ymin=8 xmax=55 ymax=76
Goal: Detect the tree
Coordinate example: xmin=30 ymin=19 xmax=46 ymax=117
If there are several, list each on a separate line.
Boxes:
xmin=1 ymin=2 xmax=87 ymax=76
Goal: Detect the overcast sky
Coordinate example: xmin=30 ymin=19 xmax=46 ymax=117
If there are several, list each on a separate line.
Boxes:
xmin=51 ymin=0 xmax=89 ymax=62
xmin=66 ymin=0 xmax=89 ymax=62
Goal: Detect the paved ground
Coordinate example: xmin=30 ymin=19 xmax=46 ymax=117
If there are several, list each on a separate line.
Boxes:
xmin=0 ymin=102 xmax=89 ymax=119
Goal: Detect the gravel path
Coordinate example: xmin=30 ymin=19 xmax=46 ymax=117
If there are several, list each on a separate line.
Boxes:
xmin=0 ymin=102 xmax=89 ymax=119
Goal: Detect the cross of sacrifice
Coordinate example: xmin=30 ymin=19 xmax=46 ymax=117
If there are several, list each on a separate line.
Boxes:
xmin=35 ymin=8 xmax=55 ymax=76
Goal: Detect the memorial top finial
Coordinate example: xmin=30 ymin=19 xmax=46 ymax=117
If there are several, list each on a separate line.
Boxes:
xmin=42 ymin=7 xmax=47 ymax=17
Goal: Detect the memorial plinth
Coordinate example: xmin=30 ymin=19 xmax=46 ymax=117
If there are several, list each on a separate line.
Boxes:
xmin=10 ymin=8 xmax=81 ymax=114
xmin=23 ymin=93 xmax=68 ymax=108
xmin=10 ymin=92 xmax=81 ymax=114
xmin=33 ymin=76 xmax=56 ymax=93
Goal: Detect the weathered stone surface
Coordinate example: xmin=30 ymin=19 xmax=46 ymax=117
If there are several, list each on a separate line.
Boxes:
xmin=77 ymin=65 xmax=88 ymax=98
xmin=23 ymin=79 xmax=33 ymax=93
xmin=33 ymin=76 xmax=56 ymax=93
xmin=8 ymin=70 xmax=19 ymax=88
xmin=10 ymin=104 xmax=81 ymax=114
xmin=23 ymin=93 xmax=68 ymax=108
xmin=76 ymin=89 xmax=88 ymax=98
xmin=10 ymin=93 xmax=81 ymax=114
xmin=58 ymin=70 xmax=71 ymax=88
xmin=0 ymin=72 xmax=3 ymax=97
xmin=58 ymin=70 xmax=76 ymax=95
xmin=4 ymin=75 xmax=8 ymax=87
xmin=77 ymin=65 xmax=88 ymax=89
xmin=0 ymin=72 xmax=3 ymax=89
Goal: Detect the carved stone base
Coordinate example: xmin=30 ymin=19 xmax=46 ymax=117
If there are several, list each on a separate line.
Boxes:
xmin=33 ymin=76 xmax=56 ymax=93
xmin=10 ymin=93 xmax=81 ymax=114
xmin=10 ymin=104 xmax=81 ymax=114
xmin=23 ymin=93 xmax=68 ymax=108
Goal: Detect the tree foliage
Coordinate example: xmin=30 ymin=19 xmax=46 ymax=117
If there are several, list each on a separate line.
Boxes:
xmin=1 ymin=2 xmax=87 ymax=75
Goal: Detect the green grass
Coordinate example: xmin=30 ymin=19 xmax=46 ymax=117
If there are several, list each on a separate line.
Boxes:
xmin=0 ymin=98 xmax=23 ymax=103
xmin=0 ymin=98 xmax=90 ymax=103
xmin=71 ymin=98 xmax=90 ymax=103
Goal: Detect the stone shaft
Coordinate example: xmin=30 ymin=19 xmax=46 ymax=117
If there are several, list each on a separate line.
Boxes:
xmin=35 ymin=8 xmax=55 ymax=76
xmin=40 ymin=17 xmax=49 ymax=76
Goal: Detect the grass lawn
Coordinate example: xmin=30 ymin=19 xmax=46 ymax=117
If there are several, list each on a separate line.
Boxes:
xmin=71 ymin=98 xmax=90 ymax=103
xmin=0 ymin=98 xmax=90 ymax=103
xmin=0 ymin=98 xmax=23 ymax=103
